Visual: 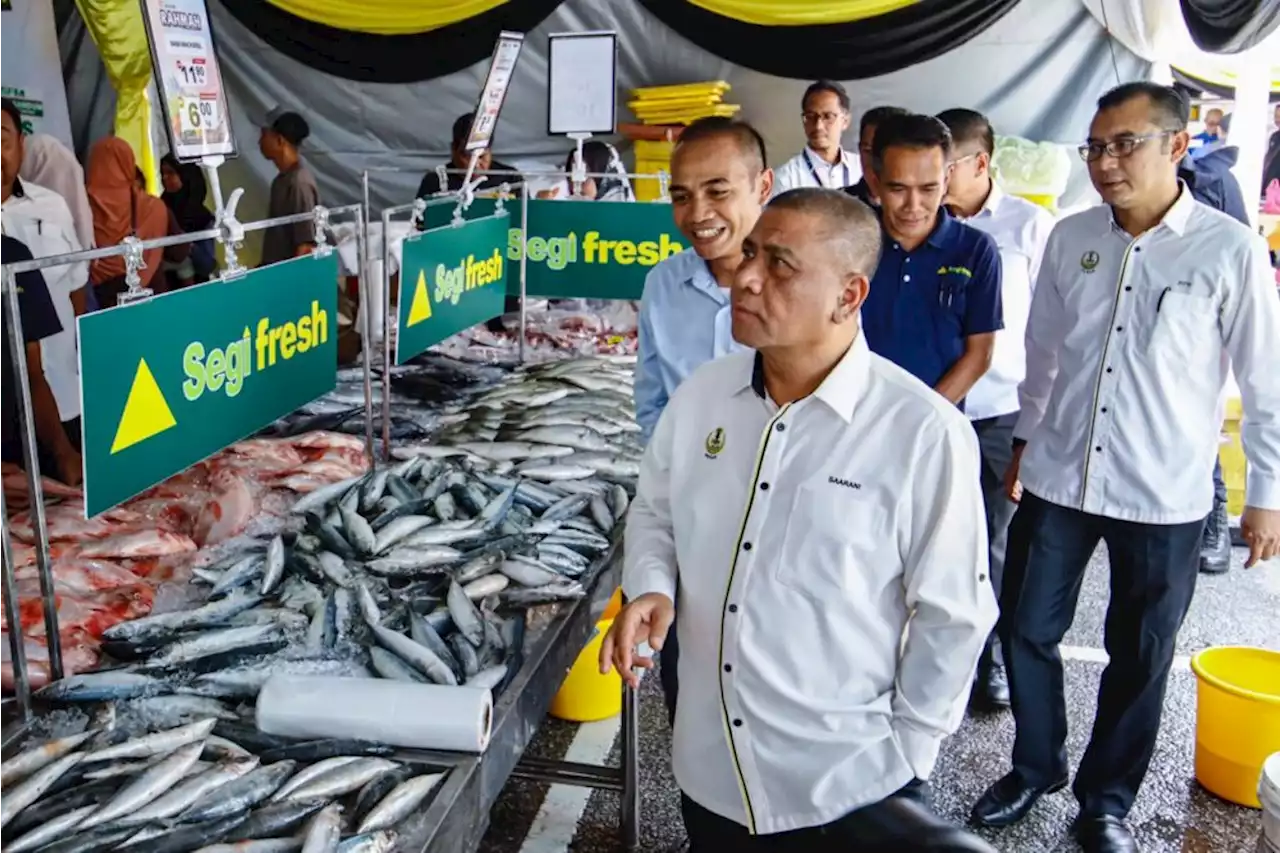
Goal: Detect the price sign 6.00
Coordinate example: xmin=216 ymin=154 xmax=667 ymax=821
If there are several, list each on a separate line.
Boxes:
xmin=178 ymin=96 xmax=219 ymax=135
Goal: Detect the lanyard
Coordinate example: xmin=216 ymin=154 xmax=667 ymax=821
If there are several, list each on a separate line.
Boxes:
xmin=804 ymin=150 xmax=850 ymax=188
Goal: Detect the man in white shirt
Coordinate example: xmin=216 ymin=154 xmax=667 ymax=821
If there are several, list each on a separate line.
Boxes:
xmin=971 ymin=83 xmax=1280 ymax=853
xmin=604 ymin=188 xmax=998 ymax=851
xmin=938 ymin=108 xmax=1056 ymax=710
xmin=771 ymin=81 xmax=860 ymax=196
xmin=1 ymin=98 xmax=86 ymax=482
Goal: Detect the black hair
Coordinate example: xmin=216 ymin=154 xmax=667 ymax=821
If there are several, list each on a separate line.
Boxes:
xmin=859 ymin=105 xmax=909 ymax=140
xmin=936 ymin=108 xmax=994 ymax=156
xmin=1 ymin=98 xmax=23 ymax=135
xmin=768 ymin=187 xmax=882 ymax=279
xmin=452 ymin=113 xmax=475 ymax=151
xmin=676 ymin=116 xmax=768 ymax=174
xmin=870 ymin=113 xmax=952 ymax=174
xmin=1097 ymin=82 xmax=1189 ymax=131
xmin=269 ymin=111 xmax=310 ymax=147
xmin=802 ymin=80 xmax=851 ymax=113
xmin=565 ymin=140 xmax=614 ymax=174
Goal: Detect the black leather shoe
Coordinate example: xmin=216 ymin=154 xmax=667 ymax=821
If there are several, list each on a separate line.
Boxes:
xmin=982 ymin=662 xmax=1011 ymax=708
xmin=1074 ymin=815 xmax=1138 ymax=852
xmin=1199 ymin=495 xmax=1231 ymax=574
xmin=970 ymin=772 xmax=1068 ymax=828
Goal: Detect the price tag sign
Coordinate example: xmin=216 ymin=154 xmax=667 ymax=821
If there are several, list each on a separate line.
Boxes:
xmin=140 ymin=0 xmax=236 ymax=162
xmin=465 ymin=31 xmax=524 ymax=153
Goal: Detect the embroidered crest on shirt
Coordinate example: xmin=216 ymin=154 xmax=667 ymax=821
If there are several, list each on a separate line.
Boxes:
xmin=704 ymin=427 xmax=726 ymax=459
xmin=1080 ymin=250 xmax=1100 ymax=273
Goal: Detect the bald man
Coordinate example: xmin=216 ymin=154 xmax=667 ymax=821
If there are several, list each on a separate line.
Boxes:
xmin=605 ymin=189 xmax=998 ymax=851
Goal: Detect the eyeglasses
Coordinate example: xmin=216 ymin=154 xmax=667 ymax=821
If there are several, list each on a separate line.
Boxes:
xmin=1077 ymin=131 xmax=1173 ymax=162
xmin=803 ymin=111 xmax=844 ymax=126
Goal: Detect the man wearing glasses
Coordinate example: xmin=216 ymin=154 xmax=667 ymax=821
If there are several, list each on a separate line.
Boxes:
xmin=772 ymin=81 xmax=860 ymax=196
xmin=971 ymin=82 xmax=1280 ymax=853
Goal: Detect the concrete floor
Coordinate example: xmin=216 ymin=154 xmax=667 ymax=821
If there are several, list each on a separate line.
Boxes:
xmin=480 ymin=545 xmax=1278 ymax=852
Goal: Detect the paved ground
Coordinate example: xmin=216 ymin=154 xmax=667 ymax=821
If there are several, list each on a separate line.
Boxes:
xmin=480 ymin=544 xmax=1278 ymax=853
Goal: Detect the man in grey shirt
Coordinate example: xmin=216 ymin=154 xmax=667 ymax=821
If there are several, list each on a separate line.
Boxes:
xmin=259 ymin=109 xmax=320 ymax=266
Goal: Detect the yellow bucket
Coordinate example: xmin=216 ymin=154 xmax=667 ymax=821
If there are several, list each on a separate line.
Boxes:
xmin=1190 ymin=646 xmax=1280 ymax=807
xmin=550 ymin=611 xmax=622 ymax=723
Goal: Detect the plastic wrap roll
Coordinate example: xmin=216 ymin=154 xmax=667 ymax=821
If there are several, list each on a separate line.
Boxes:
xmin=256 ymin=675 xmax=493 ymax=753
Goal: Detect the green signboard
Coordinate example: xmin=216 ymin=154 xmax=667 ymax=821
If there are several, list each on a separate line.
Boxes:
xmin=78 ymin=253 xmax=340 ymax=516
xmin=396 ymin=213 xmax=509 ymax=365
xmin=421 ymin=198 xmax=684 ymax=300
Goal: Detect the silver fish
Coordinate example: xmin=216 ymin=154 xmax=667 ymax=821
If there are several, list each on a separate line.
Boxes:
xmin=270 ymin=756 xmax=363 ymax=802
xmin=357 ymin=773 xmax=443 ymax=833
xmin=292 ymin=474 xmax=365 ymax=514
xmin=0 ymin=752 xmax=83 ymax=829
xmin=359 ymin=469 xmax=390 ymax=512
xmin=79 ymin=741 xmax=204 ymax=829
xmin=6 ymin=804 xmax=97 ymax=852
xmin=407 ymin=610 xmax=460 ymax=675
xmin=301 ymin=803 xmax=343 ymax=853
xmin=339 ymin=508 xmax=377 ymax=557
xmin=515 ymin=426 xmax=612 ymax=453
xmin=502 ymin=580 xmax=587 ymax=605
xmin=224 ymin=800 xmax=326 ymax=843
xmin=518 ymin=464 xmax=597 ymax=482
xmin=455 ymin=552 xmax=502 ymax=584
xmin=354 ymin=578 xmax=382 ymax=625
xmin=609 ymin=483 xmax=630 ymax=519
xmin=261 ymin=535 xmax=286 ymax=595
xmin=397 ymin=525 xmax=485 ymax=548
xmin=210 ymin=555 xmax=264 ymax=599
xmin=279 ymin=577 xmax=327 ymax=616
xmin=365 ymin=546 xmax=463 ymax=576
xmin=316 ymin=551 xmax=354 ymax=588
xmin=369 ymin=647 xmax=427 ymax=682
xmin=192 ymin=659 xmax=369 ymax=700
xmin=1 ymin=731 xmax=93 ymax=789
xmin=541 ymin=493 xmax=592 ymax=521
xmin=336 ymin=830 xmax=397 ymax=853
xmin=280 ymin=759 xmax=398 ymax=804
xmin=371 ymin=516 xmax=434 ymax=554
xmin=102 ymin=590 xmax=262 ymax=645
xmin=498 ymin=558 xmax=562 ymax=587
xmin=467 ymin=664 xmax=509 ymax=690
xmin=196 ymin=841 xmax=302 ymax=853
xmin=433 ymin=492 xmax=458 ymax=522
xmin=370 ymin=625 xmax=457 ymax=686
xmin=451 ymin=441 xmax=573 ymax=461
xmin=122 ymin=757 xmax=260 ymax=824
xmin=84 ymin=718 xmax=217 ymax=764
xmin=447 ymin=580 xmax=486 ymax=645
xmin=125 ymin=694 xmax=238 ymax=722
xmin=448 ymin=633 xmax=480 ymax=678
xmin=462 ymin=573 xmax=508 ymax=599
xmin=178 ymin=760 xmax=297 ymax=823
xmin=590 ymin=493 xmax=615 ymax=533
xmin=202 ymin=736 xmax=254 ymax=762
xmin=144 ymin=624 xmax=285 ymax=669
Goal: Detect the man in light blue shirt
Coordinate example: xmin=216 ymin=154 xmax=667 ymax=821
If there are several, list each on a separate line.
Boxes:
xmin=634 ymin=116 xmax=774 ymax=731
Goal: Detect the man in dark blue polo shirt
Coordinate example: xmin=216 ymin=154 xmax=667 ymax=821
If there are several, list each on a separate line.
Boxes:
xmin=1 ymin=233 xmax=80 ymax=485
xmin=861 ymin=113 xmax=1002 ymax=408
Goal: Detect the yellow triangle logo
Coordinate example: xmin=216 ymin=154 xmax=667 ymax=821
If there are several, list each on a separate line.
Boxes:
xmin=406 ymin=270 xmax=433 ymax=327
xmin=110 ymin=359 xmax=177 ymax=454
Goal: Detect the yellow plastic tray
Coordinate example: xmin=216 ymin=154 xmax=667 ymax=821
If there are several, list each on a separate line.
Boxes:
xmin=631 ymin=81 xmax=730 ymax=99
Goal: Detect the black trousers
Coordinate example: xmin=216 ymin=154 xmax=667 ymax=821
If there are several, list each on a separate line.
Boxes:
xmin=682 ymin=781 xmax=995 ymax=852
xmin=659 ymin=605 xmax=679 ymax=728
xmin=971 ymin=412 xmax=1019 ymax=669
xmin=999 ymin=492 xmax=1205 ymax=818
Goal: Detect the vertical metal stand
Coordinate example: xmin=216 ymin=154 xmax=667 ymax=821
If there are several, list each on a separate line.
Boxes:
xmin=1 ymin=487 xmax=32 ymax=720
xmin=620 ymin=684 xmax=641 ymax=850
xmin=3 ymin=269 xmax=62 ymax=681
xmin=518 ymin=183 xmax=529 ymax=364
xmin=357 ymin=182 xmax=374 ymax=467
xmin=379 ymin=206 xmax=393 ymax=462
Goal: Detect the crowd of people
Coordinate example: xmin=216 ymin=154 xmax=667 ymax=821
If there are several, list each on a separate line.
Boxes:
xmin=0 ymin=100 xmax=325 ymax=481
xmin=602 ymin=80 xmax=1280 ymax=853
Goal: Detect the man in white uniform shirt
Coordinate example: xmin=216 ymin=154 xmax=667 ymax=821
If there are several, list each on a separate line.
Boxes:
xmin=971 ymin=83 xmax=1280 ymax=853
xmin=937 ymin=108 xmax=1056 ymax=710
xmin=604 ymin=188 xmax=998 ymax=852
xmin=771 ymin=81 xmax=860 ymax=196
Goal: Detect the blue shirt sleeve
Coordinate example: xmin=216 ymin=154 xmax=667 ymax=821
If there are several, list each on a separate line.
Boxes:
xmin=963 ymin=232 xmax=1003 ymax=337
xmin=634 ymin=273 xmax=668 ymax=446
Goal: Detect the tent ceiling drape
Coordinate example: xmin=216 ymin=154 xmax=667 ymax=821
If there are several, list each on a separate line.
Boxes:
xmin=262 ymin=0 xmax=505 ymax=36
xmin=1178 ymin=0 xmax=1280 ymax=54
xmin=682 ymin=0 xmax=918 ymax=26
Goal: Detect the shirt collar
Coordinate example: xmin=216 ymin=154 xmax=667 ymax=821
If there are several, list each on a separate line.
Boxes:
xmin=684 ymin=256 xmax=731 ymax=304
xmin=804 ymin=147 xmax=851 ymax=169
xmin=9 ymin=177 xmax=26 ymax=199
xmin=1106 ymin=181 xmax=1195 ymax=238
xmin=739 ymin=333 xmax=871 ymax=423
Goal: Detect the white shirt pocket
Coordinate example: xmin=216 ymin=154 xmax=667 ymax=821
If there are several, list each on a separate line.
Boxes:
xmin=776 ymin=478 xmax=892 ymax=597
xmin=1147 ymin=291 xmax=1217 ymax=362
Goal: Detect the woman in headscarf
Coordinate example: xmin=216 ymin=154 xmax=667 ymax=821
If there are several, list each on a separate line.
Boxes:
xmin=19 ymin=133 xmax=95 ymax=251
xmin=85 ymin=136 xmax=182 ymax=307
xmin=160 ymin=154 xmax=216 ymax=286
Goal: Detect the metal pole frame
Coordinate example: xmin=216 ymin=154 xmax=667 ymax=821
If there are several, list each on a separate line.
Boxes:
xmin=0 ymin=202 xmax=366 ymax=705
xmin=519 ymin=182 xmax=529 ymax=364
xmin=360 ymin=171 xmax=375 ymax=465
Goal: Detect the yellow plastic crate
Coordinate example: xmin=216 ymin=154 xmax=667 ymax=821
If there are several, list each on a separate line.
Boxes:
xmin=634 ymin=139 xmax=676 ymax=158
xmin=631 ymin=81 xmax=730 ymax=100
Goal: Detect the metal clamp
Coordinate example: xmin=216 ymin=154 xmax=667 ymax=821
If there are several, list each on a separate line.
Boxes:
xmin=116 ymin=236 xmax=152 ymax=305
xmin=411 ymin=196 xmax=427 ymax=231
xmin=452 ymin=180 xmax=481 ymax=226
xmin=312 ymin=205 xmax=333 ymax=257
xmin=658 ymin=170 xmax=671 ymax=202
xmin=495 ymin=182 xmax=512 ymax=216
xmin=218 ymin=187 xmax=247 ymax=279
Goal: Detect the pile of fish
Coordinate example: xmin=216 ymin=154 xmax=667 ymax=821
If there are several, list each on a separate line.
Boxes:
xmin=18 ymin=355 xmax=639 ymax=707
xmin=3 ymin=433 xmax=369 ymax=690
xmin=1 ymin=715 xmax=445 ymax=853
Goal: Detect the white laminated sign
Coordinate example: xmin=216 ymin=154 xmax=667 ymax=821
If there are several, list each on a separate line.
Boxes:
xmin=141 ymin=0 xmax=236 ymax=161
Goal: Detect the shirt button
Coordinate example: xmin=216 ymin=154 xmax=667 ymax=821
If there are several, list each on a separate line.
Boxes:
xmin=1101 ymin=407 xmax=1108 ymax=413
xmin=728 ymin=604 xmax=738 ymax=614
xmin=724 ymin=664 xmax=732 ymax=673
xmin=903 ymin=274 xmax=911 ymax=282
xmin=760 ymin=482 xmax=770 ymax=491
xmin=904 ymin=257 xmax=911 ymax=263
xmin=1106 ymin=367 xmax=1113 ymax=373
xmin=775 ymin=423 xmax=786 ymax=432
xmin=1095 ymin=446 xmax=1103 ymax=452
xmin=1116 ymin=326 xmax=1123 ymax=332
xmin=742 ymin=542 xmax=753 ymax=551
xmin=733 ymin=718 xmax=743 ymax=727
xmin=1125 ymin=286 xmax=1133 ymax=291
xmin=1134 ymin=246 xmax=1142 ymax=252
xmin=979 ymin=573 xmax=987 ymax=582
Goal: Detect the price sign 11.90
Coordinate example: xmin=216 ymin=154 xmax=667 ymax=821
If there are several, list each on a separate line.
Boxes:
xmin=175 ymin=58 xmax=208 ymax=88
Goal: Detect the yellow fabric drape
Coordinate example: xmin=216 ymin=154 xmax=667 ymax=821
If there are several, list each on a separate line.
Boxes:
xmin=687 ymin=0 xmax=918 ymax=26
xmin=264 ymin=0 xmax=507 ymax=35
xmin=74 ymin=0 xmax=159 ymax=195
